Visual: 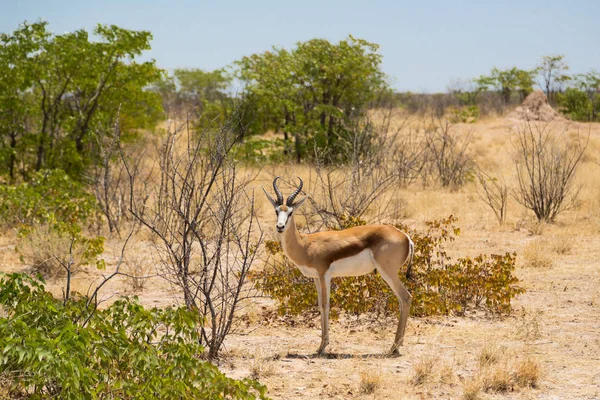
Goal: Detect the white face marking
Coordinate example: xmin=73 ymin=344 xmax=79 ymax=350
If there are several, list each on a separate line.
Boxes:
xmin=275 ymin=206 xmax=294 ymax=233
xmin=329 ymin=249 xmax=377 ymax=278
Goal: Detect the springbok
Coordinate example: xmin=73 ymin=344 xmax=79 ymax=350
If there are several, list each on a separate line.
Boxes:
xmin=263 ymin=177 xmax=414 ymax=355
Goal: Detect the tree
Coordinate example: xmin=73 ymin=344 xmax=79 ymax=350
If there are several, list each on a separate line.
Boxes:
xmin=151 ymin=68 xmax=233 ymax=123
xmin=236 ymin=35 xmax=387 ymax=162
xmin=556 ymin=70 xmax=600 ymax=122
xmin=0 ymin=21 xmax=162 ymax=181
xmin=537 ymin=55 xmax=570 ymax=103
xmin=476 ymin=67 xmax=535 ymax=105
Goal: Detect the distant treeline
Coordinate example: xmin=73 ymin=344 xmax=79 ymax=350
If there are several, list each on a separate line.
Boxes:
xmin=1 ymin=21 xmax=598 ymax=182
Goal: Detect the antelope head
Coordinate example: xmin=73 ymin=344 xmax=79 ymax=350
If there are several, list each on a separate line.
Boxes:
xmin=263 ymin=177 xmax=307 ymax=233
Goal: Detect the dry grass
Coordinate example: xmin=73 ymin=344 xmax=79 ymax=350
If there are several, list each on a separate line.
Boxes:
xmin=358 ymin=369 xmax=383 ymax=395
xmin=18 ymin=226 xmax=88 ymax=279
xmin=479 ymin=363 xmax=513 ymax=393
xmin=548 ymin=235 xmax=573 ymax=255
xmin=477 ymin=343 xmax=504 ymax=367
xmin=522 ymin=239 xmax=553 ymax=268
xmin=461 ymin=379 xmax=483 ymax=400
xmin=515 ymin=308 xmax=544 ymax=341
xmin=411 ymin=355 xmax=437 ymax=386
xmin=513 ymin=357 xmax=542 ymax=388
xmin=248 ymin=352 xmax=275 ymax=381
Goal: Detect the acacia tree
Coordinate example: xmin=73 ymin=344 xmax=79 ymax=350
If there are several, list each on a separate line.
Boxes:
xmin=0 ymin=21 xmax=161 ymax=181
xmin=537 ymin=55 xmax=570 ymax=103
xmin=476 ymin=67 xmax=536 ymax=105
xmin=236 ymin=35 xmax=387 ymax=162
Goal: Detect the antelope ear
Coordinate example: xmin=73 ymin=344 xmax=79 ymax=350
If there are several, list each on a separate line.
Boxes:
xmin=292 ymin=196 xmax=308 ymax=209
xmin=262 ymin=187 xmax=279 ymax=208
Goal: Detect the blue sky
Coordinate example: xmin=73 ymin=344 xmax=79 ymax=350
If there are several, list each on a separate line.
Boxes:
xmin=1 ymin=0 xmax=598 ymax=92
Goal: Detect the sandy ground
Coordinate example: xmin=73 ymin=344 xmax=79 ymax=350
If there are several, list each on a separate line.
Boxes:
xmin=1 ymin=117 xmax=600 ymax=399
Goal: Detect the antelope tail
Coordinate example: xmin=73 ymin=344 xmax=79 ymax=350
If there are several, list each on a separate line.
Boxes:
xmin=405 ymin=238 xmax=415 ymax=280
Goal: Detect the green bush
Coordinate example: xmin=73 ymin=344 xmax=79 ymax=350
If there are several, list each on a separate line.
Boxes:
xmin=252 ymin=216 xmax=524 ymax=318
xmin=449 ymin=105 xmax=480 ymax=124
xmin=557 ymin=87 xmax=599 ymax=122
xmin=0 ymin=169 xmax=99 ymax=231
xmin=0 ymin=273 xmax=268 ymax=399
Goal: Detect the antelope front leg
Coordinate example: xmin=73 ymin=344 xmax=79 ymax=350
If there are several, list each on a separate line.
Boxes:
xmin=315 ymin=274 xmax=331 ymax=355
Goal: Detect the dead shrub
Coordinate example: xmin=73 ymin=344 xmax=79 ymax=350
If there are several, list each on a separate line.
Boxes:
xmin=18 ymin=226 xmax=103 ymax=279
xmin=423 ymin=117 xmax=474 ymax=188
xmin=122 ymin=254 xmax=150 ymax=292
xmin=512 ymin=121 xmax=588 ymax=222
xmin=359 ymin=369 xmax=383 ymax=394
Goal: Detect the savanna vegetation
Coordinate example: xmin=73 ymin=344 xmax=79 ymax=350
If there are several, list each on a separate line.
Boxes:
xmin=1 ymin=19 xmax=599 ymax=399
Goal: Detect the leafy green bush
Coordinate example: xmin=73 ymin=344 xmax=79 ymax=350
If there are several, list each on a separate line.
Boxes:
xmin=252 ymin=216 xmax=524 ymax=318
xmin=0 ymin=273 xmax=268 ymax=399
xmin=0 ymin=169 xmax=99 ymax=231
xmin=557 ymin=87 xmax=600 ymax=122
xmin=449 ymin=105 xmax=480 ymax=124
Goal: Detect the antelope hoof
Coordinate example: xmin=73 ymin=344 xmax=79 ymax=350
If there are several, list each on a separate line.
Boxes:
xmin=387 ymin=344 xmax=402 ymax=357
xmin=316 ymin=340 xmax=329 ymax=356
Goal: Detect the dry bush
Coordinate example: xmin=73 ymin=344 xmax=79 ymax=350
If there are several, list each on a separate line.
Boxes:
xmin=359 ymin=369 xmax=383 ymax=394
xmin=411 ymin=355 xmax=437 ymax=386
xmin=523 ymin=240 xmax=553 ymax=268
xmin=125 ymin=112 xmax=264 ymax=360
xmin=476 ymin=167 xmax=509 ymax=224
xmin=548 ymin=235 xmax=573 ymax=255
xmin=122 ymin=254 xmax=151 ymax=292
xmin=512 ymin=121 xmax=588 ymax=222
xmin=513 ymin=357 xmax=542 ymax=388
xmin=18 ymin=226 xmax=101 ymax=279
xmin=422 ymin=117 xmax=474 ymax=188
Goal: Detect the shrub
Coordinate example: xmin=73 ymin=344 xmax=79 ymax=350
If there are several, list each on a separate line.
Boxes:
xmin=0 ymin=169 xmax=105 ymax=277
xmin=17 ymin=225 xmax=105 ymax=278
xmin=512 ymin=121 xmax=588 ymax=222
xmin=252 ymin=216 xmax=524 ymax=318
xmin=0 ymin=273 xmax=268 ymax=400
xmin=0 ymin=169 xmax=99 ymax=232
xmin=449 ymin=105 xmax=480 ymax=124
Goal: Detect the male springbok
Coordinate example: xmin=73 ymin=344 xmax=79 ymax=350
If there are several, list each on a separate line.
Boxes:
xmin=263 ymin=177 xmax=414 ymax=355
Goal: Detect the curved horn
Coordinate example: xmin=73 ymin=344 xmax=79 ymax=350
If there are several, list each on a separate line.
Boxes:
xmin=286 ymin=177 xmax=303 ymax=206
xmin=273 ymin=176 xmax=284 ymax=205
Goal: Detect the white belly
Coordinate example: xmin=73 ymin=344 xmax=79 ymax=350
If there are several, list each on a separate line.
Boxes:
xmin=328 ymin=249 xmax=376 ymax=278
xmin=297 ymin=264 xmax=319 ymax=278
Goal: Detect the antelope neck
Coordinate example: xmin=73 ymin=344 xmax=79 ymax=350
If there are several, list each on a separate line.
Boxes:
xmin=280 ymin=215 xmax=306 ymax=266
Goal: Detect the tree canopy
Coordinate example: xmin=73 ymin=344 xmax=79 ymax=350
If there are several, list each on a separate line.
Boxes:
xmin=235 ymin=35 xmax=388 ymax=162
xmin=0 ymin=21 xmax=162 ymax=182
